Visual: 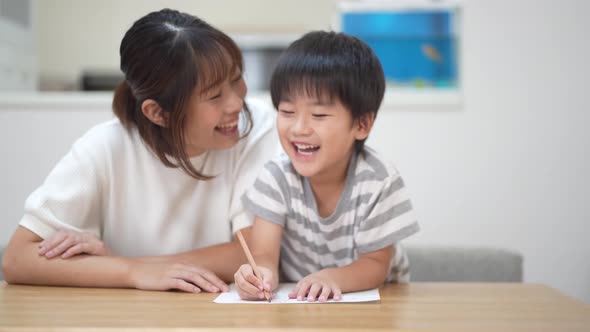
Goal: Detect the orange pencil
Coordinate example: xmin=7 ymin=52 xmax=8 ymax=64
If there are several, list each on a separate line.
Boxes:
xmin=236 ymin=230 xmax=272 ymax=302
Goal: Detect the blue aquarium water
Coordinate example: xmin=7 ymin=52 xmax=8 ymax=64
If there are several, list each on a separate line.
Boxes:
xmin=342 ymin=11 xmax=458 ymax=88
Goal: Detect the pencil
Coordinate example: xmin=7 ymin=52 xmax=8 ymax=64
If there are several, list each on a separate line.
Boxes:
xmin=236 ymin=230 xmax=272 ymax=302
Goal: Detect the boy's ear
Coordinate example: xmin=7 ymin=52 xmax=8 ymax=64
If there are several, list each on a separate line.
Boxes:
xmin=354 ymin=113 xmax=375 ymax=141
xmin=141 ymin=99 xmax=168 ymax=127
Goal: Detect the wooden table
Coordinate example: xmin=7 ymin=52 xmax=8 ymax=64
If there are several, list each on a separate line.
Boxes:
xmin=1 ymin=282 xmax=588 ymax=331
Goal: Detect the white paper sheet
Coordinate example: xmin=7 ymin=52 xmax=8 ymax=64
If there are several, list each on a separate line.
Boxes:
xmin=213 ymin=283 xmax=380 ymax=304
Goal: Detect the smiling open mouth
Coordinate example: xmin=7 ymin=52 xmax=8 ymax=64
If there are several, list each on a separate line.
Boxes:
xmin=293 ymin=143 xmax=320 ymax=156
xmin=215 ymin=121 xmax=238 ymax=134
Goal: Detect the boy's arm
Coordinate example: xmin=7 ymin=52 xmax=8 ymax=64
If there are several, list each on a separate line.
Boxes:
xmin=233 ymin=217 xmax=282 ymax=300
xmin=321 ymin=245 xmax=392 ymax=292
xmin=290 ymin=245 xmax=392 ymax=301
xmin=249 ymin=217 xmax=283 ymax=289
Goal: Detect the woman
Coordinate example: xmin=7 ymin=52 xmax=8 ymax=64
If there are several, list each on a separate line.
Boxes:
xmin=1 ymin=9 xmax=278 ymax=293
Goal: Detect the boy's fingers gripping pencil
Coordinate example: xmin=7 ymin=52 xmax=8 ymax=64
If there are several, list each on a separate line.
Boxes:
xmin=236 ymin=230 xmax=272 ymax=302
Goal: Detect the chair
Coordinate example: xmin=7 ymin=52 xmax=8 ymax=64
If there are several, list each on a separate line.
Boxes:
xmin=0 ymin=246 xmax=4 ymax=281
xmin=407 ymin=245 xmax=523 ymax=282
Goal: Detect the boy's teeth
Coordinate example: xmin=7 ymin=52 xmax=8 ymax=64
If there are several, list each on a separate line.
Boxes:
xmin=294 ymin=143 xmax=320 ymax=155
xmin=294 ymin=144 xmax=318 ymax=149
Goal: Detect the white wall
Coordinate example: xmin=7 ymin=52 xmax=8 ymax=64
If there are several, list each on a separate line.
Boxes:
xmin=0 ymin=104 xmax=112 ymax=244
xmin=370 ymin=0 xmax=590 ymax=303
xmin=37 ymin=0 xmax=335 ymax=85
xmin=0 ymin=0 xmax=37 ymax=90
xmin=0 ymin=0 xmax=588 ymax=303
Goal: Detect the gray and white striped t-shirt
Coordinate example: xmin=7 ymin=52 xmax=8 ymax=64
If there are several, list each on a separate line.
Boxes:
xmin=242 ymin=147 xmax=419 ymax=283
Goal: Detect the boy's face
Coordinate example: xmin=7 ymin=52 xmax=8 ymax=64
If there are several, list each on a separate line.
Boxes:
xmin=276 ymin=94 xmax=372 ymax=181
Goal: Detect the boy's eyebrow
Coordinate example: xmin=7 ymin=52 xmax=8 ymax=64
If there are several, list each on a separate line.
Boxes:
xmin=311 ymin=99 xmax=332 ymax=106
xmin=279 ymin=93 xmax=333 ymax=106
xmin=307 ymin=96 xmax=335 ymax=106
xmin=279 ymin=99 xmax=332 ymax=107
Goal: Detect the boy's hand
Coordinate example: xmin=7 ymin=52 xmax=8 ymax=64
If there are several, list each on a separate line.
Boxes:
xmin=38 ymin=229 xmax=111 ymax=259
xmin=289 ymin=270 xmax=342 ymax=302
xmin=234 ymin=264 xmax=274 ymax=300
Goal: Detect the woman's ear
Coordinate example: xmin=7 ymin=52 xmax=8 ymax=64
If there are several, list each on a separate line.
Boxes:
xmin=354 ymin=113 xmax=375 ymax=141
xmin=141 ymin=99 xmax=168 ymax=127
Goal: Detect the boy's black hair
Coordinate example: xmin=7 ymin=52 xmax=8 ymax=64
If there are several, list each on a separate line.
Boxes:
xmin=270 ymin=31 xmax=385 ymax=151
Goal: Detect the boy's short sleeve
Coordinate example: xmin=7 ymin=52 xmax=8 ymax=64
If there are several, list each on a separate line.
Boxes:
xmin=356 ymin=174 xmax=420 ymax=254
xmin=241 ymin=160 xmax=289 ymax=226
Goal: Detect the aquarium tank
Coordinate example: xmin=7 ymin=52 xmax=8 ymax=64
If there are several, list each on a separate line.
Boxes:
xmin=341 ymin=7 xmax=459 ymax=89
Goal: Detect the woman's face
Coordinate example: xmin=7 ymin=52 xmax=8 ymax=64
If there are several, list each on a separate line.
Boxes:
xmin=183 ymin=70 xmax=247 ymax=157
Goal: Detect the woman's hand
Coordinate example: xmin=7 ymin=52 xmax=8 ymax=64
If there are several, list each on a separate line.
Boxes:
xmin=289 ymin=270 xmax=342 ymax=302
xmin=130 ymin=261 xmax=230 ymax=293
xmin=38 ymin=229 xmax=111 ymax=259
xmin=234 ymin=264 xmax=274 ymax=300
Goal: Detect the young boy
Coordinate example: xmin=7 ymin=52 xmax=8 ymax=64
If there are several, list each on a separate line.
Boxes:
xmin=234 ymin=31 xmax=419 ymax=302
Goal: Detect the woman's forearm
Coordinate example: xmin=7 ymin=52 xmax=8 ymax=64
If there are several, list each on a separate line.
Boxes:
xmin=138 ymin=228 xmax=255 ymax=282
xmin=2 ymin=226 xmax=246 ymax=288
xmin=137 ymin=240 xmax=248 ymax=283
xmin=155 ymin=240 xmax=247 ymax=282
xmin=3 ymin=230 xmax=135 ymax=288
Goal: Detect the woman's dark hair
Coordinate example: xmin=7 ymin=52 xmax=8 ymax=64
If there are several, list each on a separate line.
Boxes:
xmin=113 ymin=8 xmax=252 ymax=180
xmin=270 ymin=31 xmax=385 ymax=151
